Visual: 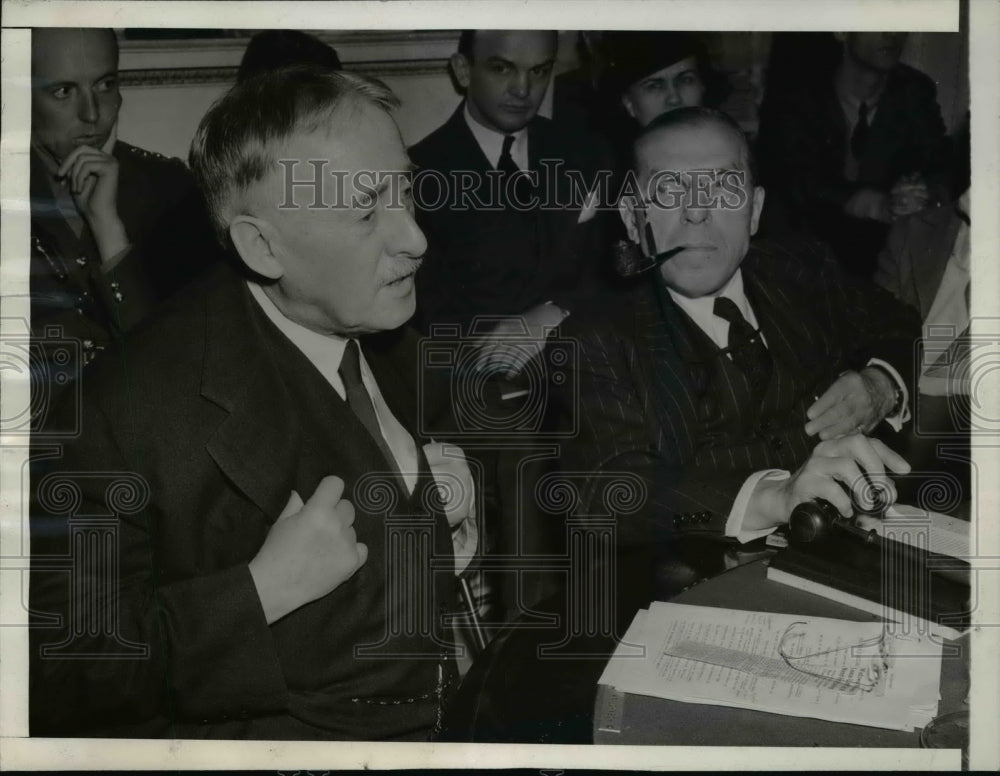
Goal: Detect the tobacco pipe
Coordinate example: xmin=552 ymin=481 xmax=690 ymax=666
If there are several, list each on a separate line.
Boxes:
xmin=613 ymin=222 xmax=685 ymax=278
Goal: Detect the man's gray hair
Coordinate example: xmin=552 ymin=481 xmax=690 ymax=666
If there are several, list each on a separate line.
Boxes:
xmin=189 ymin=66 xmax=400 ymax=244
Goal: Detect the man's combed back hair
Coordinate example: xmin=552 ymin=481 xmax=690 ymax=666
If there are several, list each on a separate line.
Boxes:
xmin=189 ymin=66 xmax=399 ymax=245
xmin=457 ymin=29 xmax=558 ymax=60
xmin=634 ymin=106 xmax=758 ymax=186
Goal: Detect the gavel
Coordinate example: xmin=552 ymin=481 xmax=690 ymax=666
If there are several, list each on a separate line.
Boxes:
xmin=788 ymin=485 xmax=889 ymax=546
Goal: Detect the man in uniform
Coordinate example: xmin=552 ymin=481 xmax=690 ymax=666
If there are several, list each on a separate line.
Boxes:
xmin=30 ymin=28 xmax=216 ymax=382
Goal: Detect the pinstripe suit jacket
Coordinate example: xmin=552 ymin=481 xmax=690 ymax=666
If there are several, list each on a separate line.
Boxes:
xmin=559 ymin=238 xmax=920 ymax=550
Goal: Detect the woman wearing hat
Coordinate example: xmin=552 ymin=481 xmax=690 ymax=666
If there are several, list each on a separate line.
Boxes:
xmin=593 ymin=32 xmax=732 ymax=289
xmin=603 ymin=31 xmax=730 ymax=129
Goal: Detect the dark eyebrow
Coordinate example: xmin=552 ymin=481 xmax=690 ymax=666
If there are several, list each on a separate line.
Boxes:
xmin=38 ymin=79 xmax=77 ymax=90
xmin=37 ymin=70 xmax=118 ymax=90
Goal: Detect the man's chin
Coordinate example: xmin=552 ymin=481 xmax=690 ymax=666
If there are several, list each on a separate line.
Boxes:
xmin=374 ymin=296 xmax=417 ymax=332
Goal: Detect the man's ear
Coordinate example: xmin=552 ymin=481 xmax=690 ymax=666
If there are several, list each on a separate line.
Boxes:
xmin=618 ymin=196 xmax=642 ymax=244
xmin=748 ymin=185 xmax=766 ymax=237
xmin=621 ymin=93 xmax=637 ymax=121
xmin=450 ymin=53 xmax=471 ymax=90
xmin=229 ymin=215 xmax=285 ymax=280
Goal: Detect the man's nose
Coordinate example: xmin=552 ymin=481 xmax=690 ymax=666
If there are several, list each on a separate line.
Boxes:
xmin=682 ymin=200 xmax=711 ymax=225
xmin=508 ymin=71 xmax=530 ymax=99
xmin=664 ymin=83 xmax=682 ymax=108
xmin=389 ymin=207 xmax=428 ymax=259
xmin=77 ymin=90 xmax=99 ymax=124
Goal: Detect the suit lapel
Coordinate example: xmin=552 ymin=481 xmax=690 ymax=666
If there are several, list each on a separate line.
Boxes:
xmin=743 ymin=249 xmax=825 ymax=416
xmin=632 ymin=282 xmax=701 ymax=456
xmin=443 ymin=104 xmax=494 ymax=176
xmin=201 ymin=273 xmax=305 ymax=520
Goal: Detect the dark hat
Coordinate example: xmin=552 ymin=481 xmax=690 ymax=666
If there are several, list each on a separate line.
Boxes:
xmin=602 ymin=31 xmax=705 ymax=96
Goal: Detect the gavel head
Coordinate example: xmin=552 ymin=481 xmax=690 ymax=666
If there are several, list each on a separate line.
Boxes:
xmin=788 ymin=485 xmax=891 ymax=545
xmin=789 ymin=498 xmax=844 ymax=544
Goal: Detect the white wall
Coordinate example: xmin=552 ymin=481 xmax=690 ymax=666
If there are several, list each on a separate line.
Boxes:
xmin=117 ymin=31 xmax=467 ymax=159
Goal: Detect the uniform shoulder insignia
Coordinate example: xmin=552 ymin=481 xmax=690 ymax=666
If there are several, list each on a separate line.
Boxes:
xmin=121 ymin=141 xmax=179 ymax=165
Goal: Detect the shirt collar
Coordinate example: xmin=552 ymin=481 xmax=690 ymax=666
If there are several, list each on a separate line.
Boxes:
xmin=462 ymin=101 xmax=528 ymax=170
xmin=834 ymin=70 xmax=886 ymax=119
xmin=667 ymin=269 xmax=749 ymax=326
xmin=246 ymin=280 xmax=348 ymax=389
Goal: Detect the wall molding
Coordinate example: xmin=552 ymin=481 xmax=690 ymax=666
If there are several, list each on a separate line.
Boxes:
xmin=120 ymin=59 xmax=450 ymax=87
xmin=119 ymin=29 xmax=456 ymax=86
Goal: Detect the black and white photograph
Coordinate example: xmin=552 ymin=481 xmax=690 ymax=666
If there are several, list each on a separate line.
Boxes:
xmin=1 ymin=0 xmax=997 ymax=771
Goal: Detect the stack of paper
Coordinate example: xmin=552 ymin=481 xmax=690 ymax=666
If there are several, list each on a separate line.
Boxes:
xmin=871 ymin=503 xmax=970 ymax=560
xmin=599 ymin=603 xmax=942 ymax=731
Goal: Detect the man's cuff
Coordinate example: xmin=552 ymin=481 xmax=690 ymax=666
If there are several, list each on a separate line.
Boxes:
xmin=726 ymin=469 xmax=790 ymax=543
xmin=867 ymin=357 xmax=911 ymax=430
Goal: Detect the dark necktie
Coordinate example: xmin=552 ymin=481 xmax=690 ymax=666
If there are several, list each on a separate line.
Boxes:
xmin=850 ymin=102 xmax=870 ymax=160
xmin=338 ymin=339 xmax=399 ymax=473
xmin=713 ymin=296 xmax=773 ymax=393
xmin=498 ymin=134 xmax=530 ymax=206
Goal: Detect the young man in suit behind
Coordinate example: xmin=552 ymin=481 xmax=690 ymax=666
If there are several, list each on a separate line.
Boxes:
xmin=30 ymin=68 xmax=476 ymax=740
xmin=409 ymin=29 xmax=611 ymax=373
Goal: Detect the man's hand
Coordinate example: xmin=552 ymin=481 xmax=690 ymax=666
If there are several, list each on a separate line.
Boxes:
xmin=805 ymin=367 xmax=897 ymax=440
xmin=423 ymin=442 xmax=474 ymax=528
xmin=889 ymin=173 xmax=930 ymax=219
xmin=57 ymin=145 xmax=129 ymax=266
xmin=843 ymin=187 xmax=892 ymax=223
xmin=476 ymin=301 xmax=567 ymax=377
xmin=248 ymin=476 xmax=367 ymax=624
xmin=749 ymin=435 xmax=910 ymax=528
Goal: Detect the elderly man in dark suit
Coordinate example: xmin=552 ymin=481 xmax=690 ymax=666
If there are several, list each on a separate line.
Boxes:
xmin=30 ymin=28 xmax=217 ymax=377
xmin=30 ymin=68 xmax=476 ymax=740
xmin=559 ymin=107 xmax=921 ymax=602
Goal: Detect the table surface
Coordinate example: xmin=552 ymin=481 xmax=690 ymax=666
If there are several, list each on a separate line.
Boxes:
xmin=439 ymin=559 xmax=968 ymax=747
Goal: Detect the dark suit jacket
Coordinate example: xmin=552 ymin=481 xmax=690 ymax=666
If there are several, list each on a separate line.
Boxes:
xmin=874 ymin=201 xmax=963 ymax=321
xmin=756 ymin=63 xmax=949 ymax=274
xmin=408 ymin=104 xmax=612 ymax=330
xmin=29 ymin=266 xmax=460 ymax=740
xmin=30 ymin=142 xmax=221 ymax=368
xmin=559 ymin=238 xmax=921 ymax=552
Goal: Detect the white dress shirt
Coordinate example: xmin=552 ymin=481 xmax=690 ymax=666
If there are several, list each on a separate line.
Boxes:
xmin=670 ymin=269 xmax=909 ymax=542
xmin=463 ymin=102 xmax=529 ymax=171
xmin=247 ymin=281 xmax=476 ymax=572
xmin=668 ymin=270 xmax=765 ymax=352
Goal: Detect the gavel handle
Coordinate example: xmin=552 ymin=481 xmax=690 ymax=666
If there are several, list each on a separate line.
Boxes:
xmin=836 ymin=519 xmax=881 ymax=546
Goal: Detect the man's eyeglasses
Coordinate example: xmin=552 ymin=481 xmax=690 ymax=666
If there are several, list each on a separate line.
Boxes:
xmin=777 ymin=620 xmax=891 ymax=694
